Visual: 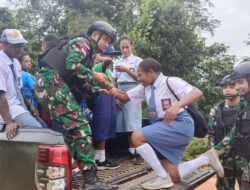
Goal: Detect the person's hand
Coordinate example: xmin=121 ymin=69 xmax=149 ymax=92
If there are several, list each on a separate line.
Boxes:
xmin=5 ymin=122 xmax=21 ymax=139
xmin=115 ymin=65 xmax=129 ymax=73
xmin=103 ymin=57 xmax=113 ymax=64
xmin=30 ymin=106 xmax=39 ymax=118
xmin=98 ymin=89 xmax=110 ymax=95
xmin=163 ymin=105 xmax=180 ymax=124
xmin=98 ymin=87 xmax=118 ymax=96
xmin=95 ymin=54 xmax=112 ymax=65
xmin=116 ymin=99 xmax=123 ymax=109
xmin=93 ymin=72 xmax=108 ymax=87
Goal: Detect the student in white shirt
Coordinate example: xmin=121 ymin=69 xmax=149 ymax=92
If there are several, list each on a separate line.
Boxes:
xmin=104 ymin=58 xmax=224 ymax=189
xmin=112 ymin=35 xmax=142 ymax=158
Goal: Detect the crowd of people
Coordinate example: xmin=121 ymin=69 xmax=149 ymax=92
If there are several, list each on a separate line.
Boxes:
xmin=0 ymin=20 xmax=250 ymax=190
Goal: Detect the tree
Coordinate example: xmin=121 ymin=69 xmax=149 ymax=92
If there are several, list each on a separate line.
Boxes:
xmin=4 ymin=0 xmax=236 ymax=112
xmin=130 ymin=0 xmax=234 ymax=112
xmin=0 ymin=8 xmax=16 ymax=32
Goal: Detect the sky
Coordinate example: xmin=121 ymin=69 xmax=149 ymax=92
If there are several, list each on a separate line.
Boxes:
xmin=1 ymin=0 xmax=250 ymax=59
xmin=203 ymin=0 xmax=250 ymax=60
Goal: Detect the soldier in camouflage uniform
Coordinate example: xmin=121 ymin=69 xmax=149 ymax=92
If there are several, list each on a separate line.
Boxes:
xmin=215 ymin=61 xmax=250 ymax=190
xmin=212 ymin=75 xmax=244 ymax=190
xmin=35 ymin=21 xmax=118 ymax=190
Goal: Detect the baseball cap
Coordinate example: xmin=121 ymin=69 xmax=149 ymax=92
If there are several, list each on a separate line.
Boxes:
xmin=1 ymin=29 xmax=28 ymax=44
xmin=103 ymin=44 xmax=121 ymax=55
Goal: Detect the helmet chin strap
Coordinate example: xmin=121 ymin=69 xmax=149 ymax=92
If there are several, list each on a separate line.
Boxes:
xmin=245 ymin=77 xmax=250 ymax=100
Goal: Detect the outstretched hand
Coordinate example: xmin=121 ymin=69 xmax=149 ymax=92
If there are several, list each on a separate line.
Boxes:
xmin=93 ymin=72 xmax=109 ymax=88
xmin=98 ymin=87 xmax=118 ymax=96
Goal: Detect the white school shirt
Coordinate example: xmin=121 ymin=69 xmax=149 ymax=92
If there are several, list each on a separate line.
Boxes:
xmin=127 ymin=73 xmax=195 ymax=119
xmin=0 ymin=50 xmax=28 ymax=122
xmin=112 ymin=54 xmax=142 ymax=83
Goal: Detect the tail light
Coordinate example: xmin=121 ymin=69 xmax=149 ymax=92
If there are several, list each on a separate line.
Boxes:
xmin=35 ymin=145 xmax=71 ymax=190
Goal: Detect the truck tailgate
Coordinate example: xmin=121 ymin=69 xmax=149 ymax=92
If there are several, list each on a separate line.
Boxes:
xmin=0 ymin=129 xmax=65 ymax=190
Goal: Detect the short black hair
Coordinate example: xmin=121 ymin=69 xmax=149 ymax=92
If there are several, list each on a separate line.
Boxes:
xmin=18 ymin=51 xmax=29 ymax=63
xmin=43 ymin=33 xmax=59 ymax=49
xmin=139 ymin=58 xmax=161 ymax=72
xmin=118 ymin=35 xmax=133 ymax=45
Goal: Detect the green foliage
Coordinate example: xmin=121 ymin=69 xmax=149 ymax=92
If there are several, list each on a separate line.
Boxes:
xmin=0 ymin=8 xmax=16 ymax=32
xmin=182 ymin=137 xmax=208 ymax=161
xmin=1 ymin=0 xmax=237 ymax=113
xmin=130 ymin=0 xmax=235 ymax=112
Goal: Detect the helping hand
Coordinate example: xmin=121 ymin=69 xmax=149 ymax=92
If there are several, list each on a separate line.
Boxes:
xmin=93 ymin=72 xmax=108 ymax=87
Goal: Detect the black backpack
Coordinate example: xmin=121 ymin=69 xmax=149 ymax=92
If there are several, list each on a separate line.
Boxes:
xmin=39 ymin=34 xmax=95 ymax=105
xmin=166 ymin=77 xmax=208 ymax=138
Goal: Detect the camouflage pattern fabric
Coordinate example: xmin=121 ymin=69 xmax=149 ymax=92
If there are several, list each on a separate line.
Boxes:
xmin=35 ymin=37 xmax=96 ymax=170
xmin=208 ymin=108 xmax=215 ymax=148
xmin=214 ymin=100 xmax=249 ymax=188
xmin=213 ymin=101 xmax=246 ymax=189
xmin=216 ymin=155 xmax=245 ymax=190
xmin=242 ymin=163 xmax=250 ymax=186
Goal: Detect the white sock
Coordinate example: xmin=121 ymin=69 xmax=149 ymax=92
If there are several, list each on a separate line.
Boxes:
xmin=99 ymin=150 xmax=106 ymax=162
xmin=178 ymin=155 xmax=209 ymax=179
xmin=136 ymin=143 xmax=168 ymax=178
xmin=94 ymin=150 xmax=100 ymax=161
xmin=129 ymin=147 xmax=136 ymax=155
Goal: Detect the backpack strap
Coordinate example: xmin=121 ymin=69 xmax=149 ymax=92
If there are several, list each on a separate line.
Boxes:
xmin=166 ymin=76 xmax=180 ymax=101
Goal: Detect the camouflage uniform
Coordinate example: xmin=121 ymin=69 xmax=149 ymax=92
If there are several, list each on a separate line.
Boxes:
xmin=212 ymin=102 xmax=245 ymax=190
xmin=35 ymin=37 xmax=96 ymax=170
xmin=208 ymin=108 xmax=215 ymax=148
xmin=215 ymin=100 xmax=249 ymax=190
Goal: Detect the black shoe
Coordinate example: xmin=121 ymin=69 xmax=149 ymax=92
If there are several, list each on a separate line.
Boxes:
xmin=84 ymin=178 xmax=118 ymax=190
xmin=96 ymin=160 xmax=121 ymax=170
xmin=82 ymin=166 xmax=118 ymax=190
xmin=133 ymin=154 xmax=144 ymax=165
xmin=82 ymin=166 xmax=97 ymax=183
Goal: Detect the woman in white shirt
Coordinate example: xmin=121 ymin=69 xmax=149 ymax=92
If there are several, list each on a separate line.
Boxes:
xmin=112 ymin=35 xmax=142 ymax=157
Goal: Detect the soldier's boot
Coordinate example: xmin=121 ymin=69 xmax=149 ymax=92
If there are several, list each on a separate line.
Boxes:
xmin=82 ymin=166 xmax=118 ymax=190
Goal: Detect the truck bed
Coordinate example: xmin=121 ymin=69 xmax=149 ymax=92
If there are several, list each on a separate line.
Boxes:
xmin=0 ymin=129 xmax=215 ymax=190
xmin=72 ymin=154 xmax=215 ymax=190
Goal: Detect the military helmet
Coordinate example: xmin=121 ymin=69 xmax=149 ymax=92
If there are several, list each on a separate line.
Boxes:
xmin=87 ymin=21 xmax=116 ymax=43
xmin=220 ymin=75 xmax=235 ymax=86
xmin=231 ymin=61 xmax=250 ymax=80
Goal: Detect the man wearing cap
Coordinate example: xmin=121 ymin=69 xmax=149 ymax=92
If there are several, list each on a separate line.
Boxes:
xmin=35 ymin=21 xmax=118 ymax=190
xmin=0 ymin=29 xmax=42 ymax=139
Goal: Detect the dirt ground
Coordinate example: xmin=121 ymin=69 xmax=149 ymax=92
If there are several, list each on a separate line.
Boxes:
xmin=195 ymin=176 xmax=240 ymax=190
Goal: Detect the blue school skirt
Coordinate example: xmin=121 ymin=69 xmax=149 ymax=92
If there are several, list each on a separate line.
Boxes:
xmin=141 ymin=111 xmax=194 ymax=166
xmin=116 ymin=82 xmax=142 ymax=132
xmin=91 ymin=94 xmax=117 ymax=141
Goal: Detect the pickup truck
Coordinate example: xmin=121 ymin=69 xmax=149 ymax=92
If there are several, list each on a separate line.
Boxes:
xmin=0 ymin=125 xmax=215 ymax=190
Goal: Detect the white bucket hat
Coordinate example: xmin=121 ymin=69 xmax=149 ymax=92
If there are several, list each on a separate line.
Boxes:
xmin=1 ymin=29 xmax=28 ymax=44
